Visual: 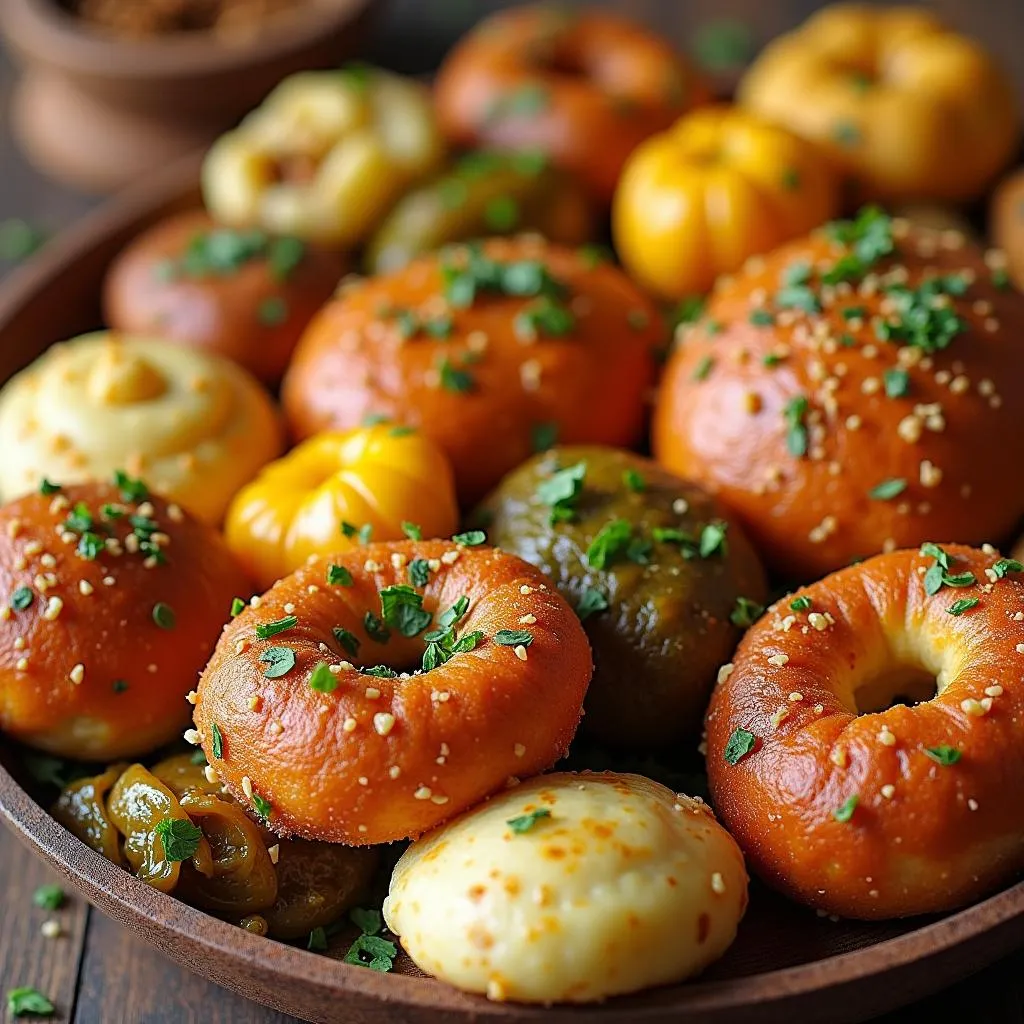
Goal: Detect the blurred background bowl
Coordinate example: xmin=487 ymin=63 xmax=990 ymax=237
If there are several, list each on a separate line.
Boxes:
xmin=0 ymin=0 xmax=379 ymax=193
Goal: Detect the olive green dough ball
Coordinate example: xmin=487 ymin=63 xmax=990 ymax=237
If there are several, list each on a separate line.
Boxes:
xmin=478 ymin=446 xmax=768 ymax=749
xmin=364 ymin=150 xmax=597 ymax=275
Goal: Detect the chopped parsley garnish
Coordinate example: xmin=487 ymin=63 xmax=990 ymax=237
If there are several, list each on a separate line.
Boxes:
xmin=255 ymin=615 xmax=297 ymax=639
xmin=775 ymin=283 xmax=821 ymax=315
xmin=699 ymin=521 xmax=728 ymax=558
xmin=452 ymin=530 xmax=486 ymax=546
xmin=530 ymin=421 xmax=559 ymax=452
xmin=622 ymin=468 xmax=646 ymax=493
xmin=77 ymin=532 xmax=104 ymax=561
xmin=576 ymin=586 xmax=608 ymax=621
xmin=437 ymin=356 xmax=475 ymax=393
xmin=883 ymin=368 xmax=910 ymax=398
xmin=841 ymin=306 xmax=867 ymax=320
xmin=823 ymin=206 xmax=893 ymax=283
xmin=38 ymin=479 xmax=61 ymax=496
xmin=11 ymin=587 xmax=33 ymax=612
xmin=401 ymin=521 xmax=422 ymax=541
xmin=152 ymin=602 xmax=176 ymax=630
xmin=32 ymin=884 xmax=65 ymax=910
xmin=832 ymin=120 xmax=861 ymax=147
xmin=407 ymin=559 xmax=431 ymax=588
xmin=327 ymin=564 xmax=353 ymax=587
xmin=506 ymin=808 xmax=551 ymax=834
xmin=921 ymin=544 xmax=977 ymax=596
xmin=669 ymin=295 xmax=705 ymax=330
xmin=309 ymin=661 xmax=339 ymax=693
xmin=992 ymin=268 xmax=1010 ymax=290
xmin=991 ymin=558 xmax=1023 ymax=579
xmin=307 ymin=927 xmax=328 ymax=952
xmin=154 ymin=818 xmax=203 ymax=862
xmin=723 ymin=727 xmax=757 ymax=765
xmin=251 ymin=792 xmax=272 ymax=820
xmin=924 ymin=746 xmax=961 ymax=766
xmin=947 ymin=597 xmax=980 ymax=616
xmin=343 ymin=934 xmax=397 ymax=973
xmin=440 ymin=595 xmax=469 ymax=628
xmin=211 ymin=722 xmax=223 ymax=759
xmin=484 ymin=83 xmax=550 ymax=124
xmin=585 ymin=518 xmax=633 ymax=570
xmin=868 ymin=478 xmax=907 ymax=501
xmin=875 ymin=275 xmax=968 ymax=353
xmin=789 ymin=594 xmax=813 ymax=612
xmin=484 ymin=194 xmax=520 ymax=232
xmin=231 ymin=597 xmax=247 ymax=616
xmin=536 ymin=461 xmax=586 ymax=523
xmin=515 ymin=295 xmax=576 ymax=341
xmin=730 ymin=597 xmax=763 ymax=628
xmin=783 ymin=395 xmax=809 ymax=457
xmin=0 ymin=218 xmax=47 ymax=262
xmin=440 ymin=247 xmax=566 ymax=310
xmin=363 ymin=665 xmax=398 ymax=678
xmin=749 ymin=308 xmax=774 ymax=326
xmin=379 ymin=584 xmax=432 ymax=638
xmin=364 ymin=611 xmax=390 ymax=643
xmin=6 ymin=987 xmax=54 ymax=1018
xmin=259 ymin=646 xmax=296 ymax=678
xmin=114 ymin=469 xmax=148 ymax=503
xmin=341 ymin=521 xmax=373 ymax=544
xmin=832 ymin=794 xmax=859 ymax=822
xmin=333 ymin=627 xmax=360 ymax=658
xmin=111 ymin=680 xmax=129 ymax=694
xmin=495 ymin=629 xmax=534 ymax=647
xmin=692 ymin=354 xmax=715 ymax=380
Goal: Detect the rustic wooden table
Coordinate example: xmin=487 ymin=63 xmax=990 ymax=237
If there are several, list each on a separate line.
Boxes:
xmin=3 ymin=2 xmax=1024 ymax=1021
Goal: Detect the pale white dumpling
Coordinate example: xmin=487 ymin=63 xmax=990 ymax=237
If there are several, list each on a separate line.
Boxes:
xmin=383 ymin=771 xmax=748 ymax=1004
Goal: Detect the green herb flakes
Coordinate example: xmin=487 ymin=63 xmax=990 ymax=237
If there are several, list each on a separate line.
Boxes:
xmin=730 ymin=597 xmax=763 ymax=628
xmin=452 ymin=530 xmax=486 ymax=546
xmin=407 ymin=559 xmax=431 ymax=588
xmin=401 ymin=521 xmax=422 ymax=541
xmin=154 ymin=817 xmax=203 ymax=862
xmin=32 ymin=884 xmax=65 ymax=911
xmin=364 ymin=611 xmax=390 ymax=644
xmin=530 ymin=421 xmax=559 ymax=452
xmin=343 ymin=933 xmax=397 ymax=972
xmin=380 ymin=584 xmax=432 ymax=638
xmin=536 ymin=461 xmax=586 ymax=524
xmin=211 ymin=722 xmax=223 ymax=759
xmin=783 ymin=395 xmax=809 ymax=457
xmin=692 ymin=354 xmax=715 ymax=380
xmin=6 ymin=987 xmax=54 ymax=1018
xmin=947 ymin=597 xmax=980 ymax=616
xmin=868 ymin=478 xmax=907 ymax=501
xmin=495 ymin=629 xmax=534 ymax=647
xmin=255 ymin=615 xmax=297 ymax=639
xmin=924 ymin=745 xmax=961 ymax=766
xmin=789 ymin=594 xmax=813 ymax=612
xmin=883 ymin=368 xmax=910 ymax=398
xmin=152 ymin=602 xmax=176 ymax=630
xmin=11 ymin=587 xmax=33 ymax=612
xmin=333 ymin=627 xmax=360 ymax=658
xmin=252 ymin=792 xmax=272 ymax=820
xmin=585 ymin=518 xmax=633 ymax=570
xmin=833 ymin=794 xmax=859 ymax=823
xmin=723 ymin=727 xmax=756 ymax=765
xmin=309 ymin=661 xmax=339 ymax=693
xmin=992 ymin=558 xmax=1023 ymax=579
xmin=576 ymin=587 xmax=608 ymax=621
xmin=506 ymin=808 xmax=551 ymax=834
xmin=327 ymin=564 xmax=353 ymax=587
xmin=259 ymin=646 xmax=296 ymax=678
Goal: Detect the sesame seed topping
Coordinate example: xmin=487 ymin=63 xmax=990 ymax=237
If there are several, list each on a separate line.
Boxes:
xmin=968 ymin=798 xmax=979 ymax=811
xmin=830 ymin=746 xmax=848 ymax=767
xmin=268 ymin=844 xmax=280 ymax=865
xmin=248 ymin=695 xmax=261 ymax=711
xmin=15 ymin=658 xmax=28 ymax=672
xmin=807 ymin=613 xmax=829 ymax=631
xmin=269 ymin=721 xmax=284 ymax=736
xmin=365 ymin=687 xmax=381 ymax=700
xmin=373 ymin=712 xmax=396 ymax=736
xmin=788 ymin=691 xmax=803 ymax=702
xmin=878 ymin=727 xmax=896 ymax=747
xmin=961 ymin=698 xmax=987 ymax=717
xmin=520 ymin=585 xmax=535 ymax=595
xmin=513 ymin=644 xmax=528 ymax=661
xmin=389 ymin=765 xmax=401 ymax=779
xmin=881 ymin=784 xmax=895 ymax=799
xmin=343 ymin=717 xmax=357 ymax=732
xmin=69 ymin=663 xmax=85 ymax=685
xmin=241 ymin=776 xmax=253 ymax=800
xmin=767 ymin=653 xmax=789 ymax=667
xmin=985 ymin=685 xmax=1003 ymax=697
xmin=183 ymin=728 xmax=200 ymax=745
xmin=41 ymin=920 xmax=61 ymax=939
xmin=514 ymin=743 xmax=526 ymax=757
xmin=78 ymin=580 xmax=93 ymax=596
xmin=440 ymin=550 xmax=460 ymax=565
xmin=413 ymin=786 xmax=433 ymax=800
xmin=204 ymin=765 xmax=219 ymax=784
xmin=710 ymin=872 xmax=726 ymax=895
xmin=717 ymin=663 xmax=734 ymax=685
xmin=42 ymin=596 xmax=63 ymax=621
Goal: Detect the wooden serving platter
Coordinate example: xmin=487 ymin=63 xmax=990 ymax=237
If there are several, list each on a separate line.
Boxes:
xmin=0 ymin=153 xmax=1022 ymax=1024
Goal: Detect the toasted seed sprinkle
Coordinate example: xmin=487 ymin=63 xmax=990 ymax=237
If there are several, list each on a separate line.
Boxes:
xmin=283 ymin=603 xmax=296 ymax=614
xmin=15 ymin=657 xmax=28 ymax=671
xmin=788 ymin=692 xmax=803 ymax=702
xmin=389 ymin=765 xmax=401 ymax=779
xmin=241 ymin=776 xmax=253 ymax=800
xmin=235 ymin=639 xmax=250 ymax=655
xmin=986 ymin=685 xmax=1004 ymax=697
xmin=710 ymin=872 xmax=726 ymax=895
xmin=441 ymin=550 xmax=460 ymax=565
xmin=248 ymin=695 xmax=262 ymax=711
xmin=42 ymin=596 xmax=63 ymax=621
xmin=413 ymin=786 xmax=433 ymax=800
xmin=102 ymin=576 xmax=116 ymax=587
xmin=250 ymin=595 xmax=262 ymax=608
xmin=41 ymin=920 xmax=61 ymax=939
xmin=357 ymin=776 xmax=368 ymax=786
xmin=968 ymin=798 xmax=979 ymax=811
xmin=880 ymin=784 xmax=896 ymax=799
xmin=830 ymin=746 xmax=848 ymax=767
xmin=363 ymin=560 xmax=381 ymax=573
xmin=767 ymin=653 xmax=789 ymax=667
xmin=518 ymin=613 xmax=537 ymax=625
xmin=13 ymin=637 xmax=25 ymax=651
xmin=40 ymin=554 xmax=56 ymax=570
xmin=514 ymin=743 xmax=526 ymax=757
xmin=6 ymin=519 xmax=22 ymax=538
xmin=431 ymin=794 xmax=450 ymax=805
xmin=269 ymin=721 xmax=284 ymax=736
xmin=878 ymin=727 xmax=896 ymax=747
xmin=390 ymin=553 xmax=407 ymax=570
xmin=23 ymin=540 xmax=42 ymax=556
xmin=373 ymin=712 xmax=396 ymax=736
xmin=343 ymin=717 xmax=357 ymax=732
xmin=981 ymin=697 xmax=994 ymax=713
xmin=365 ymin=687 xmax=381 ymax=699
xmin=1016 ymin=644 xmax=1024 ymax=654
xmin=514 ymin=644 xmax=529 ymax=661
xmin=78 ymin=580 xmax=94 ymax=596
xmin=770 ymin=706 xmax=790 ymax=728
xmin=717 ymin=663 xmax=735 ymax=685
xmin=69 ymin=663 xmax=85 ymax=685
xmin=268 ymin=844 xmax=280 ymax=865
xmin=520 ymin=585 xmax=535 ymax=595
xmin=183 ymin=728 xmax=201 ymax=745
xmin=807 ymin=613 xmax=829 ymax=631
xmin=0 ymin=606 xmax=10 ymax=621
xmin=204 ymin=765 xmax=219 ymax=784
xmin=167 ymin=504 xmax=184 ymax=522
xmin=961 ymin=698 xmax=986 ymax=716
xmin=427 ymin=558 xmax=441 ymax=571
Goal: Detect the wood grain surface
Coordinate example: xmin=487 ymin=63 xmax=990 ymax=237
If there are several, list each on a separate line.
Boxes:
xmin=2 ymin=2 xmax=1024 ymax=1022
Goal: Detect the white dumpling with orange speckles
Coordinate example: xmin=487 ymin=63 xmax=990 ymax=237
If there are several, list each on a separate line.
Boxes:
xmin=383 ymin=771 xmax=748 ymax=1004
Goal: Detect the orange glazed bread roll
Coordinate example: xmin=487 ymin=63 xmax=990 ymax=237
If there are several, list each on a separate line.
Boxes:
xmin=193 ymin=538 xmax=593 ymax=844
xmin=706 ymin=545 xmax=1024 ymax=919
xmin=654 ymin=208 xmax=1024 ymax=580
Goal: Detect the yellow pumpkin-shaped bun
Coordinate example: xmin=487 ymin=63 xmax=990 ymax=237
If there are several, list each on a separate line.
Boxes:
xmin=224 ymin=425 xmax=460 ymax=589
xmin=738 ymin=4 xmax=1020 ymax=203
xmin=613 ymin=106 xmax=839 ymax=300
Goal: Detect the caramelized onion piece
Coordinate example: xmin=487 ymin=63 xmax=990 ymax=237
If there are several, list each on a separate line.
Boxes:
xmin=52 ymin=763 xmax=128 ymax=864
xmin=175 ymin=792 xmax=278 ymax=914
xmin=107 ymin=764 xmax=213 ymax=892
xmin=150 ymin=752 xmax=222 ymax=799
